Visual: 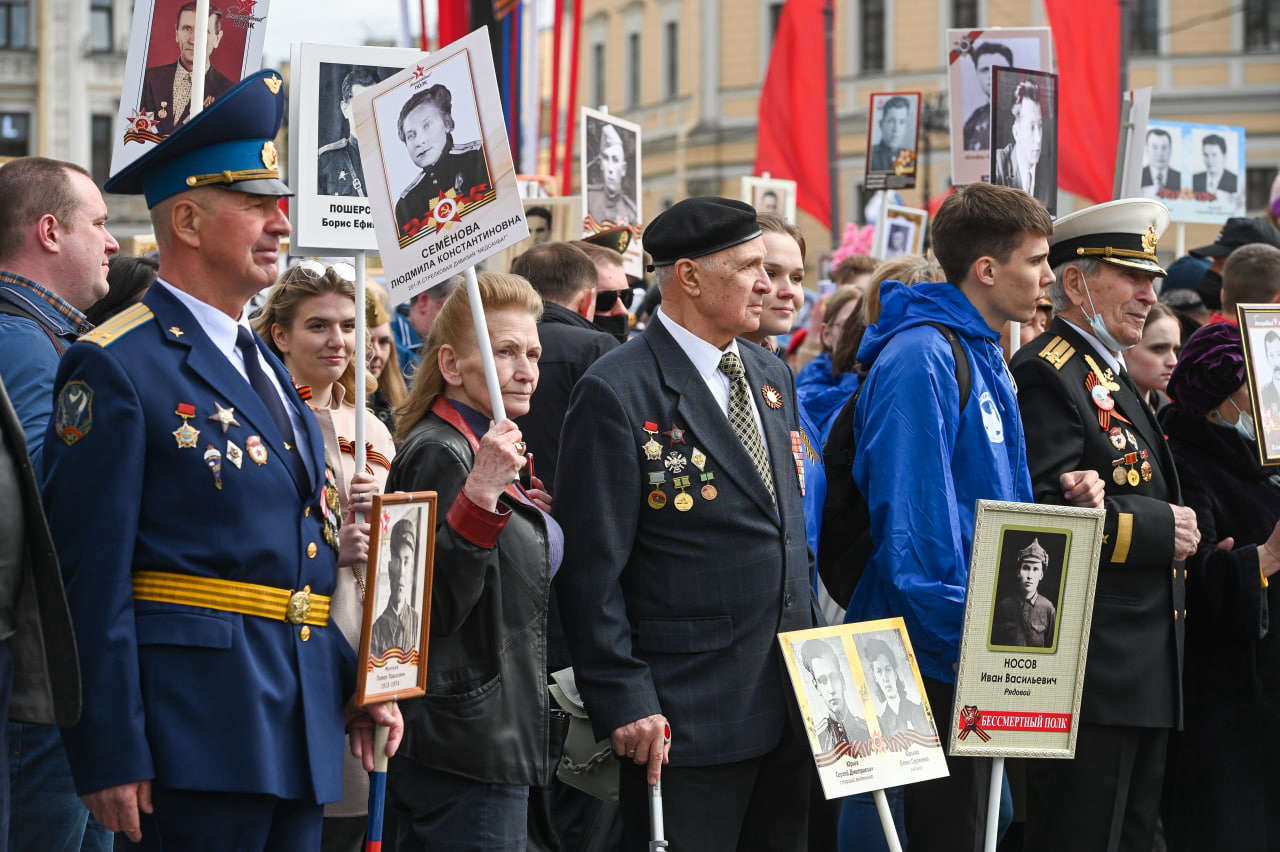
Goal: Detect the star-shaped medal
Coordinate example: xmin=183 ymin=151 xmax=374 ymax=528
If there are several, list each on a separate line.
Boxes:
xmin=664 ymin=424 xmax=687 ymax=445
xmin=208 ymin=402 xmax=240 ymax=434
xmin=339 ymin=169 xmax=347 ymax=180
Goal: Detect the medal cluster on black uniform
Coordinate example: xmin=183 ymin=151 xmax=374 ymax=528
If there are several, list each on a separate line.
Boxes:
xmin=1084 ymin=359 xmax=1152 ymax=488
xmin=642 ymin=421 xmax=717 ymax=511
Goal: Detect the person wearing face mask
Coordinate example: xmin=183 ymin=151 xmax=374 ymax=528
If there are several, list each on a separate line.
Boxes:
xmin=1012 ymin=199 xmax=1200 ymax=852
xmin=574 ymin=228 xmax=635 ymax=344
xmin=1157 ymin=321 xmax=1280 ymax=852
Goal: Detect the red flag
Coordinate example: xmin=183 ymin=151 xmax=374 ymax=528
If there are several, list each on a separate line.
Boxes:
xmin=754 ymin=0 xmax=830 ymax=229
xmin=1044 ymin=0 xmax=1120 ymax=204
xmin=438 ymin=0 xmax=469 ymax=48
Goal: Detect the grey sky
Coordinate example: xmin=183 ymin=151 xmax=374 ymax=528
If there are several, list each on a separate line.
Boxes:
xmin=260 ymin=0 xmax=430 ymax=66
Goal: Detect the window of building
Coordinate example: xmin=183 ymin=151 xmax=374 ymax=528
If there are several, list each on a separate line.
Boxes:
xmin=90 ymin=0 xmax=114 ymax=52
xmin=860 ymin=0 xmax=885 ymax=74
xmin=664 ymin=20 xmax=678 ymax=100
xmin=0 ymin=0 xmax=30 ymax=49
xmin=1245 ymin=0 xmax=1280 ymax=52
xmin=626 ymin=31 xmax=640 ymax=109
xmin=591 ymin=41 xmax=605 ymax=109
xmin=91 ymin=114 xmax=113 ymax=185
xmin=0 ymin=113 xmax=30 ymax=157
xmin=952 ymin=0 xmax=978 ymax=29
xmin=1127 ymin=0 xmax=1158 ymax=55
xmin=1246 ymin=166 xmax=1279 ymax=214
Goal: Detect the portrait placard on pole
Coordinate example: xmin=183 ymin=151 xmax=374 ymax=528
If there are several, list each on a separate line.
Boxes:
xmin=1115 ymin=87 xmax=1153 ymax=199
xmin=863 ymin=92 xmax=921 ymax=192
xmin=580 ymin=107 xmax=644 ymax=278
xmin=779 ymin=617 xmax=949 ymax=800
xmin=350 ymin=26 xmax=529 ymax=304
xmin=987 ymin=67 xmax=1058 ymax=215
xmin=110 ymin=0 xmax=271 ymax=177
xmin=356 ymin=491 xmax=438 ymax=705
xmin=1235 ymin=303 xmax=1280 ymax=467
xmin=874 ymin=204 xmax=928 ymax=261
xmin=287 ymin=42 xmax=427 ymax=254
xmin=741 ymin=176 xmax=798 ymax=224
xmin=1139 ymin=120 xmax=1247 ymax=223
xmin=946 ymin=28 xmax=1053 ymax=187
xmin=950 ymin=500 xmax=1104 ymax=759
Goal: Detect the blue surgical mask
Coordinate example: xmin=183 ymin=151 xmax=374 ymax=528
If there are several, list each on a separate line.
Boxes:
xmin=1079 ymin=270 xmax=1135 ymax=353
xmin=1231 ymin=399 xmax=1257 ymax=443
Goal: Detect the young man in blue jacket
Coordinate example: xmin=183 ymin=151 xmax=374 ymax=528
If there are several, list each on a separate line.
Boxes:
xmin=843 ymin=183 xmax=1103 ymax=851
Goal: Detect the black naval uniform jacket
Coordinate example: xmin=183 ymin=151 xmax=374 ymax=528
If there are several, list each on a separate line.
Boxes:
xmin=1011 ymin=318 xmax=1185 ymax=729
xmin=316 ymin=136 xmax=367 ymax=197
xmin=394 ymin=136 xmax=489 ymax=238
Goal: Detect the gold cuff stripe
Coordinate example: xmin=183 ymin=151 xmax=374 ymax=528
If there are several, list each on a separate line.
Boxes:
xmin=133 ymin=570 xmax=330 ymax=626
xmin=1112 ymin=513 xmax=1134 ymax=564
xmin=185 ymin=168 xmax=281 ymax=188
xmin=81 ymin=303 xmax=154 ymax=347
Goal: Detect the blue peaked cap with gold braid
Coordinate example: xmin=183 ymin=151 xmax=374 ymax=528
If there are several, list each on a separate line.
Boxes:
xmin=104 ymin=69 xmax=292 ymax=208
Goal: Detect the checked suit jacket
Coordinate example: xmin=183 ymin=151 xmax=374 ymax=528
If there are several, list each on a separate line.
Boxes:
xmin=554 ymin=315 xmax=815 ymax=768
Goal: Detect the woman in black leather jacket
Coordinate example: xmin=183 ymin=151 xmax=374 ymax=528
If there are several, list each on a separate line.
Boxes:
xmin=385 ymin=272 xmax=561 ymax=851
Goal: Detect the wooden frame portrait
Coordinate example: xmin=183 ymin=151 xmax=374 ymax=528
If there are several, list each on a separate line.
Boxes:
xmin=741 ymin=175 xmax=798 ymax=224
xmin=355 ymin=491 xmax=438 ymax=705
xmin=875 ymin=204 xmax=927 ymax=260
xmin=864 ymin=91 xmax=921 ymax=191
xmin=1236 ymin=303 xmax=1280 ymax=466
xmin=779 ymin=617 xmax=948 ymax=800
xmin=950 ymin=500 xmax=1104 ymax=759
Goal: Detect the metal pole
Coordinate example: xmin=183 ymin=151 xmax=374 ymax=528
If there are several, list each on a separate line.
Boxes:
xmin=872 ymin=788 xmax=904 ymax=852
xmin=824 ymin=0 xmax=839 ymax=247
xmin=984 ymin=756 xmax=1005 ymax=852
xmin=548 ymin=0 xmax=565 ymax=177
xmin=521 ymin=0 xmax=540 ymax=175
xmin=648 ymin=780 xmax=669 ymax=851
xmin=189 ymin=0 xmax=210 ymax=119
xmin=560 ymin=0 xmax=584 ymax=197
xmin=463 ymin=266 xmax=508 ymax=422
xmin=354 ymin=252 xmax=368 ymax=482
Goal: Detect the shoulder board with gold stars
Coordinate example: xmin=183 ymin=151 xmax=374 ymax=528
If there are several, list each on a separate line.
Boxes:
xmin=79 ymin=303 xmax=154 ymax=348
xmin=1037 ymin=335 xmax=1075 ymax=370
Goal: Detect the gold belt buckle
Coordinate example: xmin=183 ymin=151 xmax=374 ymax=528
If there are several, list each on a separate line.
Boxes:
xmin=286 ymin=585 xmax=312 ymax=625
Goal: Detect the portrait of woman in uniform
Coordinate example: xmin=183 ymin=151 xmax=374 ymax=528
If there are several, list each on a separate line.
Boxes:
xmin=988 ymin=527 xmax=1069 ymax=652
xmin=853 ymin=630 xmax=931 ymax=740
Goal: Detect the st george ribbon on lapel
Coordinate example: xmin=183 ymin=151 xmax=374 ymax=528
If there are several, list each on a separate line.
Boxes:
xmin=235 ymin=325 xmax=309 ymax=487
xmin=718 ymin=351 xmax=776 ymax=503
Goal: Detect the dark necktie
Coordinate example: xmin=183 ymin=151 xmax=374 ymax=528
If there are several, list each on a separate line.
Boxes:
xmin=235 ymin=325 xmax=309 ymax=486
xmin=717 ymin=351 xmax=776 ymax=502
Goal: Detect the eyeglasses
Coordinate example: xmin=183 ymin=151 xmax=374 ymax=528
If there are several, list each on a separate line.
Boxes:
xmin=595 ymin=287 xmax=635 ymax=313
xmin=289 ymin=260 xmax=356 ymax=283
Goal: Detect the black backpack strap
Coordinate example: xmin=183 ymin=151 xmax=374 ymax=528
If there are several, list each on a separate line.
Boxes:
xmin=0 ymin=300 xmax=69 ymax=357
xmin=925 ymin=322 xmax=971 ymax=412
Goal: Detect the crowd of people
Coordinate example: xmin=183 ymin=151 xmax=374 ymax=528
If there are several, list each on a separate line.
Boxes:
xmin=2 ymin=65 xmax=1280 ymax=852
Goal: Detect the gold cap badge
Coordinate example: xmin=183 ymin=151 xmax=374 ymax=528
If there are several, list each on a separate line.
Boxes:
xmin=264 ymin=75 xmax=282 ymax=95
xmin=261 ymin=141 xmax=278 ymax=170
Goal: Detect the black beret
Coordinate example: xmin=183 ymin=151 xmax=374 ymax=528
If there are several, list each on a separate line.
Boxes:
xmin=643 ymin=196 xmax=762 ymax=271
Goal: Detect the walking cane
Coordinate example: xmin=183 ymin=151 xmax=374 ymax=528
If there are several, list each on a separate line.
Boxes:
xmin=649 ymin=724 xmax=672 ymax=851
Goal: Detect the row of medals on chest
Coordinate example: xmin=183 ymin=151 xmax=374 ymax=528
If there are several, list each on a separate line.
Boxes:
xmin=1087 ymin=358 xmax=1153 ymax=487
xmin=642 ymin=422 xmax=716 ymax=512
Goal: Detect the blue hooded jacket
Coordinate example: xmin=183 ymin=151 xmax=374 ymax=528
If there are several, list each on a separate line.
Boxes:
xmin=844 ymin=280 xmax=1032 ymax=683
xmin=797 ymin=352 xmax=862 ymax=450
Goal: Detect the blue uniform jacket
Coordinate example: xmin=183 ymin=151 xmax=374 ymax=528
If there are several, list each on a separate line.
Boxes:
xmin=845 ymin=281 xmax=1032 ymax=683
xmin=41 ymin=284 xmax=354 ymax=802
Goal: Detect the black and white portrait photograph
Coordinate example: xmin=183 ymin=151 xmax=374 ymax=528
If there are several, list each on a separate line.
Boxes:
xmin=988 ymin=527 xmax=1069 ymax=652
xmin=581 ymin=107 xmax=641 ymax=229
xmin=287 ymin=42 xmax=425 ymax=252
xmin=357 ymin=492 xmax=436 ymax=704
xmin=1138 ymin=120 xmax=1248 ymax=224
xmin=741 ymin=175 xmax=798 ymax=224
xmin=853 ymin=629 xmax=930 ymax=740
xmin=989 ymin=66 xmax=1058 ymax=215
xmin=876 ymin=204 xmax=927 ymax=259
xmin=864 ymin=91 xmax=920 ymax=191
xmin=1190 ymin=127 xmax=1242 ymax=200
xmin=1238 ymin=306 xmax=1280 ymax=466
xmin=792 ymin=636 xmax=870 ymax=759
xmin=946 ymin=27 xmax=1053 ymax=186
xmin=1140 ymin=125 xmax=1183 ymax=200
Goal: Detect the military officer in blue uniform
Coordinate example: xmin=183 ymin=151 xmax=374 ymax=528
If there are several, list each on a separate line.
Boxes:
xmin=41 ymin=70 xmax=401 ymax=850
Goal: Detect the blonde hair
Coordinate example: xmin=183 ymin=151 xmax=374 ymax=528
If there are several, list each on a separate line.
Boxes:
xmin=834 ymin=253 xmax=944 ymax=375
xmin=366 ymin=280 xmax=408 ymax=409
xmin=252 ymin=263 xmax=376 ymax=401
xmin=395 ymin=272 xmax=543 ymax=442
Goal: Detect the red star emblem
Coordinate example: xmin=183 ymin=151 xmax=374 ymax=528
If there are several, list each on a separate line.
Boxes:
xmin=412 ymin=65 xmax=425 ymax=79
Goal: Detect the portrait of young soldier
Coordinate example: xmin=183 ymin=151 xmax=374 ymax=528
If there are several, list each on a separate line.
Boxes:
xmin=371 ymin=517 xmax=421 ymax=656
xmin=962 ymin=41 xmax=1013 ymax=151
xmin=585 ymin=120 xmax=638 ymax=227
xmin=799 ymin=638 xmax=870 ymax=754
xmin=139 ymin=2 xmax=234 ymax=137
xmin=869 ymin=96 xmax=914 ymax=173
xmin=991 ymin=77 xmax=1055 ymax=213
xmin=990 ymin=535 xmax=1059 ymax=649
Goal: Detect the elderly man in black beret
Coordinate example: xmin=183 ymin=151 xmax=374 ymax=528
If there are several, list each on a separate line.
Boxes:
xmin=555 ymin=197 xmax=815 ymax=851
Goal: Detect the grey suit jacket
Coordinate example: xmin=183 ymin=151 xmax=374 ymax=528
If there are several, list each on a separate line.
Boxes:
xmin=554 ymin=318 xmax=815 ymax=767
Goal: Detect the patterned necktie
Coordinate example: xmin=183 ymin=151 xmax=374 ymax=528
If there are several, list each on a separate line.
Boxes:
xmin=173 ymin=66 xmax=192 ymax=124
xmin=717 ymin=351 xmax=775 ymax=502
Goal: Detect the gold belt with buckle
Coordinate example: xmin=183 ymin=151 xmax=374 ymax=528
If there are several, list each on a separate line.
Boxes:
xmin=132 ymin=570 xmax=331 ymax=627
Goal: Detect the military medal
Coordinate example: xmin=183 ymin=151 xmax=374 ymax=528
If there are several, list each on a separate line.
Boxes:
xmin=226 ymin=440 xmax=244 ymax=469
xmin=208 ymin=401 xmax=240 ymax=434
xmin=663 ymin=424 xmax=687 ymax=445
xmin=322 ymin=466 xmax=341 ymax=549
xmin=1090 ymin=383 xmax=1115 ymax=412
xmin=700 ymin=471 xmax=718 ymax=501
xmin=172 ymin=403 xmax=200 ymax=448
xmin=642 ymin=421 xmax=663 ymax=460
xmin=1141 ymin=460 xmax=1153 ymax=482
xmin=1127 ymin=468 xmax=1141 ymax=487
xmin=664 ymin=451 xmax=688 ymax=474
xmin=1125 ymin=429 xmax=1138 ymax=449
xmin=761 ymin=385 xmax=784 ymax=410
xmin=690 ymin=448 xmax=707 ymax=471
xmin=672 ymin=475 xmax=694 ymax=511
xmin=203 ymin=445 xmax=223 ymax=489
xmin=1109 ymin=427 xmax=1126 ymax=451
xmin=246 ymin=435 xmax=268 ymax=465
xmin=1113 ymin=464 xmax=1128 ymax=486
xmin=647 ymin=472 xmax=667 ymax=510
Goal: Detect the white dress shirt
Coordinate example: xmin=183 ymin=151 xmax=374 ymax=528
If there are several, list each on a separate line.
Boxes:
xmin=1061 ymin=317 xmax=1127 ymax=374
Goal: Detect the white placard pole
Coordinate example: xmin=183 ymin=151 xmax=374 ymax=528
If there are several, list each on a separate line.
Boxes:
xmin=1175 ymin=222 xmax=1186 ymax=259
xmin=1009 ymin=322 xmax=1021 ymax=358
xmin=464 ymin=266 xmax=507 ymax=422
xmin=984 ymin=756 xmax=1004 ymax=852
xmin=354 ymin=251 xmax=368 ymax=484
xmin=872 ymin=789 xmax=904 ymax=852
xmin=190 ymin=0 xmax=210 ymax=119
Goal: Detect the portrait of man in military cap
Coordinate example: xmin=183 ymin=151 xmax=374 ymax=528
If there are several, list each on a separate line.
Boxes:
xmin=582 ymin=110 xmax=640 ymax=228
xmin=371 ymin=514 xmax=423 ymax=658
xmin=989 ymin=528 xmax=1068 ymax=651
xmin=316 ymin=63 xmax=399 ymax=197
